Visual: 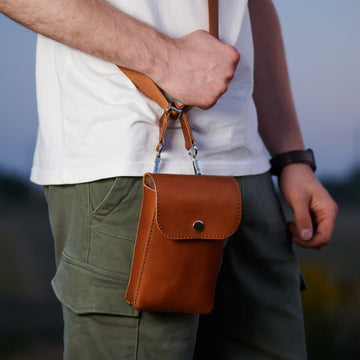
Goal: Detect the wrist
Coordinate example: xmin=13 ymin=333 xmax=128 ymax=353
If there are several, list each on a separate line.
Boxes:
xmin=143 ymin=32 xmax=175 ymax=85
xmin=270 ymin=149 xmax=316 ymax=177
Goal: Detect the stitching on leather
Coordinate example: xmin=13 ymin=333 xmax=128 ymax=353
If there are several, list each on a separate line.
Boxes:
xmin=134 ymin=210 xmax=156 ymax=308
xmin=153 ymin=175 xmax=242 ymax=239
xmin=180 ymin=114 xmax=192 ymax=149
xmin=234 ymin=176 xmax=242 ymax=229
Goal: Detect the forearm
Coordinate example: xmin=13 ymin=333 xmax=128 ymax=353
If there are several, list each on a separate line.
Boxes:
xmin=248 ymin=0 xmax=304 ymax=156
xmin=0 ymin=0 xmax=169 ymax=78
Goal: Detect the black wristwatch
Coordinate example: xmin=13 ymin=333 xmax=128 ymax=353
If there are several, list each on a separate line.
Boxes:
xmin=270 ymin=149 xmax=316 ymax=176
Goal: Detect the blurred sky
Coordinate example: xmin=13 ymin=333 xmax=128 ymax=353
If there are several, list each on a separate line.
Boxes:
xmin=0 ymin=0 xmax=359 ymax=180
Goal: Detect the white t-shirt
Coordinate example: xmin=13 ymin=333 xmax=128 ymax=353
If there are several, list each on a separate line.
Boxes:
xmin=30 ymin=0 xmax=270 ymax=185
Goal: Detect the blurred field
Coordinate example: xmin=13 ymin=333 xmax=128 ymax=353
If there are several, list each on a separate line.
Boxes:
xmin=282 ymin=170 xmax=360 ymax=359
xmin=297 ymin=206 xmax=360 ymax=360
xmin=0 ymin=169 xmax=359 ymax=359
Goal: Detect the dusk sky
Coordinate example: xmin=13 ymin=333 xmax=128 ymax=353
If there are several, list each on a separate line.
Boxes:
xmin=1 ymin=0 xmax=359 ymax=180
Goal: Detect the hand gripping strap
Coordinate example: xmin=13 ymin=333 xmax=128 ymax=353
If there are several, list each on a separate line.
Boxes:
xmin=117 ymin=0 xmax=219 ymax=152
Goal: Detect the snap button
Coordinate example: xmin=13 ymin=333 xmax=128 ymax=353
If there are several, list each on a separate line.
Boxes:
xmin=193 ymin=220 xmax=204 ymax=233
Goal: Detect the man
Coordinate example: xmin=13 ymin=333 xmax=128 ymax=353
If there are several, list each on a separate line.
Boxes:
xmin=1 ymin=0 xmax=338 ymax=359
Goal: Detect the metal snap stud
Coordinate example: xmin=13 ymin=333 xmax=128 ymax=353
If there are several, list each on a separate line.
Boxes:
xmin=193 ymin=220 xmax=204 ymax=233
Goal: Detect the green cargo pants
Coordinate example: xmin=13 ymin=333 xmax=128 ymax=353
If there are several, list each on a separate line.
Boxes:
xmin=44 ymin=172 xmax=307 ymax=360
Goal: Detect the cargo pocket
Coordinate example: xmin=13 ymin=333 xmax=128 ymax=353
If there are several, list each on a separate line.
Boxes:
xmin=47 ymin=177 xmax=143 ymax=318
xmin=88 ymin=177 xmax=142 ymax=275
xmin=52 ymin=253 xmax=139 ymax=317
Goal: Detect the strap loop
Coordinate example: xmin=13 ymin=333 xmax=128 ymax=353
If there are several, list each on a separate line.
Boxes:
xmin=166 ymin=103 xmax=184 ymax=120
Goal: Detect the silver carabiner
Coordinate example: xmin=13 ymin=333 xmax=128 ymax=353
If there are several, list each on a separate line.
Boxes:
xmin=166 ymin=103 xmax=183 ymax=121
xmin=153 ymin=143 xmax=163 ymax=173
xmin=188 ymin=145 xmax=201 ymax=175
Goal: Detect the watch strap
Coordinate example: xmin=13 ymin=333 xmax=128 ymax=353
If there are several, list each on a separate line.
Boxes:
xmin=270 ymin=149 xmax=316 ymax=176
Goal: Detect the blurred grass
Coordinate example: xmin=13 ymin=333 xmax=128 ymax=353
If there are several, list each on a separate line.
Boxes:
xmin=294 ymin=170 xmax=360 ymax=359
xmin=0 ymin=169 xmax=359 ymax=359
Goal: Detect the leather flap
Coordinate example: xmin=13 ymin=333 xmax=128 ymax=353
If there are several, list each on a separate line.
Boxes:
xmin=144 ymin=173 xmax=241 ymax=240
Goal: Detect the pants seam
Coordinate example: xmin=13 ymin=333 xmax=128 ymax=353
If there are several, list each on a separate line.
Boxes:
xmin=86 ymin=182 xmax=91 ymax=263
xmin=135 ymin=316 xmax=140 ymax=359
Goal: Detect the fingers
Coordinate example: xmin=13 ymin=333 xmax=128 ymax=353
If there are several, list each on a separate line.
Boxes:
xmin=291 ymin=196 xmax=314 ymax=241
xmin=279 ymin=164 xmax=338 ymax=250
xmin=307 ymin=200 xmax=338 ymax=247
xmin=289 ymin=196 xmax=338 ymax=249
xmin=290 ymin=217 xmax=334 ymax=249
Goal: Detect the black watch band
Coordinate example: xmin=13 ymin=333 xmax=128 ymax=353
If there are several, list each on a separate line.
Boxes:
xmin=270 ymin=149 xmax=316 ymax=176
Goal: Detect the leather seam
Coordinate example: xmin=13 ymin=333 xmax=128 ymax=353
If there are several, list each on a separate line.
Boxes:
xmin=134 ymin=210 xmax=156 ymax=309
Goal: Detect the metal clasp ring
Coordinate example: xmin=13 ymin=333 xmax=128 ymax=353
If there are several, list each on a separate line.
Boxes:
xmin=188 ymin=145 xmax=201 ymax=175
xmin=153 ymin=143 xmax=163 ymax=173
xmin=166 ymin=103 xmax=183 ymax=121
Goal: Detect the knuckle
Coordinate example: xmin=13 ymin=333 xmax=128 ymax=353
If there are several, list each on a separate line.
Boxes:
xmin=321 ymin=235 xmax=331 ymax=246
xmin=234 ymin=49 xmax=241 ymax=63
xmin=226 ymin=67 xmax=235 ymax=80
xmin=203 ymin=94 xmax=217 ymax=109
xmin=194 ymin=29 xmax=206 ymax=37
xmin=321 ymin=236 xmax=331 ymax=246
xmin=218 ymin=82 xmax=228 ymax=94
xmin=227 ymin=45 xmax=240 ymax=62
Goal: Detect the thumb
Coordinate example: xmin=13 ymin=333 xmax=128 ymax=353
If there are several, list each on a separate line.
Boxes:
xmin=292 ymin=198 xmax=313 ymax=241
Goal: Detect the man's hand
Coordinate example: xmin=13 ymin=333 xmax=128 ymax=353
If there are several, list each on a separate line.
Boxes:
xmin=152 ymin=30 xmax=240 ymax=108
xmin=279 ymin=164 xmax=338 ymax=249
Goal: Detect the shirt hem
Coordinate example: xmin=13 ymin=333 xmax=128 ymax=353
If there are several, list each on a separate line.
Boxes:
xmin=30 ymin=160 xmax=271 ymax=185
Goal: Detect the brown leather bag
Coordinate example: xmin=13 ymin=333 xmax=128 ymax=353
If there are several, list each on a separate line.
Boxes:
xmin=125 ymin=173 xmax=241 ymax=314
xmin=121 ymin=0 xmax=242 ymax=314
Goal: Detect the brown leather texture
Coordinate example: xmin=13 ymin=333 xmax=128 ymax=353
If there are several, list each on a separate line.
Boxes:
xmin=208 ymin=0 xmax=219 ymax=39
xmin=125 ymin=173 xmax=242 ymax=314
